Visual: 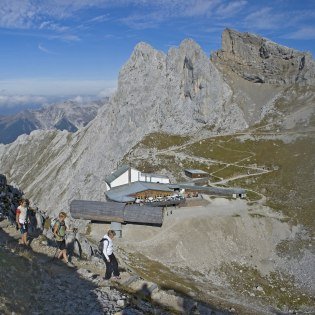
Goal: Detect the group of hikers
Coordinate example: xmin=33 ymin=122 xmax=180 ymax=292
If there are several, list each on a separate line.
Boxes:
xmin=15 ymin=198 xmax=120 ymax=280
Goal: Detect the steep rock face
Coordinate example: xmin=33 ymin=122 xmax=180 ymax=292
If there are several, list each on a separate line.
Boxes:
xmin=0 ymin=39 xmax=248 ymax=215
xmin=163 ymin=39 xmax=246 ymax=131
xmin=212 ymin=29 xmax=315 ymax=85
xmin=117 ymin=40 xmax=247 ymax=134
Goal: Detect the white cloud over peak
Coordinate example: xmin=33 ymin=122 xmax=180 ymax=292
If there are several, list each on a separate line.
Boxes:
xmin=0 ymin=94 xmax=47 ymax=109
xmin=182 ymin=0 xmax=219 ymax=17
xmin=39 ymin=21 xmax=69 ymax=32
xmin=1 ymin=0 xmax=312 ymax=43
xmin=244 ymin=7 xmax=281 ymax=30
xmin=284 ymin=27 xmax=315 ymax=40
xmin=0 ymin=78 xmax=117 ymax=96
xmin=216 ymin=0 xmax=247 ymax=18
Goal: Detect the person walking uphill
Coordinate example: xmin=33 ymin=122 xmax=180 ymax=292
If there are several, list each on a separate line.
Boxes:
xmin=53 ymin=212 xmax=73 ymax=266
xmin=16 ymin=199 xmax=29 ymax=245
xmin=102 ymin=230 xmax=120 ymax=280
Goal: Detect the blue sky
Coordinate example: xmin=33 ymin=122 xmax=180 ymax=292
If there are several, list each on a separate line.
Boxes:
xmin=0 ymin=0 xmax=315 ymax=114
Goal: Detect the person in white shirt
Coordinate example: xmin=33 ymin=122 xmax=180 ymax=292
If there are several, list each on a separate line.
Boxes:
xmin=102 ymin=230 xmax=120 ymax=280
xmin=16 ymin=199 xmax=29 ymax=245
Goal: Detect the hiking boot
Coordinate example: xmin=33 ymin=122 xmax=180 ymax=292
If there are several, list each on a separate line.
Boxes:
xmin=112 ymin=276 xmax=121 ymax=280
xmin=66 ymin=261 xmax=75 ymax=267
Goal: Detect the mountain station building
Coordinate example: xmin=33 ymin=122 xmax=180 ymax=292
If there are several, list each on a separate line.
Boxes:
xmin=184 ymin=169 xmax=209 ymax=179
xmin=105 ymin=165 xmax=170 ymax=191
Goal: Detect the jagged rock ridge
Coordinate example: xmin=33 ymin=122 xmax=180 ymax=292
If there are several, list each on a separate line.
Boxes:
xmin=212 ymin=28 xmax=315 ymax=85
xmin=0 ymin=98 xmax=107 ymax=144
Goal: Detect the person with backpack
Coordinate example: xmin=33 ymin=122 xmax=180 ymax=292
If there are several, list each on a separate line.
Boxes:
xmin=101 ymin=230 xmax=120 ymax=280
xmin=16 ymin=199 xmax=29 ymax=245
xmin=53 ymin=211 xmax=73 ymax=266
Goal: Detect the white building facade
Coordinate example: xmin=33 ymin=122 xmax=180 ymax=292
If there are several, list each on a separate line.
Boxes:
xmin=105 ymin=165 xmax=170 ymax=191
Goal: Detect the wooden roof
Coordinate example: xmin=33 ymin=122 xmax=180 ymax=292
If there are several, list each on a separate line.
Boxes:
xmin=105 ymin=181 xmax=173 ymax=203
xmin=70 ymin=200 xmax=163 ymax=225
xmin=184 ymin=169 xmax=208 ymax=174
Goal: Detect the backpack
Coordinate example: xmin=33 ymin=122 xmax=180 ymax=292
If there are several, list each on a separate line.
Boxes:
xmin=98 ymin=238 xmax=109 ymax=254
xmin=52 ymin=219 xmax=66 ymax=238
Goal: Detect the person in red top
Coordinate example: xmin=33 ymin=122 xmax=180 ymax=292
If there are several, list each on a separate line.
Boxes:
xmin=16 ymin=199 xmax=29 ymax=245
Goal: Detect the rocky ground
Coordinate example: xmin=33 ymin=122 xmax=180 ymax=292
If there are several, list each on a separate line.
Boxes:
xmin=101 ymin=198 xmax=315 ymax=315
xmin=0 ymin=223 xmax=133 ymax=315
xmin=0 ymin=218 xmax=235 ymax=315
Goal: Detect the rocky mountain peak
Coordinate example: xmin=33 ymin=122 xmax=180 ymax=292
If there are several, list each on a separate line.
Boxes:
xmin=212 ymin=28 xmax=315 ymax=85
xmin=117 ymin=36 xmax=246 ymax=134
xmin=125 ymin=42 xmax=166 ymax=71
xmin=1 ymin=29 xmax=314 ymax=215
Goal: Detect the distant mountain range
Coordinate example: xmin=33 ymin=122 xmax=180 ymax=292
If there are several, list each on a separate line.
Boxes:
xmin=0 ymin=98 xmax=108 ymax=144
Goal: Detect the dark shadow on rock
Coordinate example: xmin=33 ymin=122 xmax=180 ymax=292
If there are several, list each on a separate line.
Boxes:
xmin=0 ymin=227 xmax=105 ymax=315
xmin=136 ymin=283 xmax=151 ymax=300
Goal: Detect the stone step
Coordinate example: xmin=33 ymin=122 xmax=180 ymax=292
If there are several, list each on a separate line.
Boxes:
xmin=148 ymin=283 xmax=158 ymax=293
xmin=122 ymin=274 xmax=139 ymax=286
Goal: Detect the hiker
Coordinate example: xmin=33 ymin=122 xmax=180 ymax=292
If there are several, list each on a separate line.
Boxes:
xmin=102 ymin=230 xmax=120 ymax=280
xmin=53 ymin=211 xmax=72 ymax=266
xmin=25 ymin=199 xmax=37 ymax=235
xmin=16 ymin=199 xmax=29 ymax=245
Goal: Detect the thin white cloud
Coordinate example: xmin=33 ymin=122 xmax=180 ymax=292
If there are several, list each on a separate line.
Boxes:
xmin=216 ymin=0 xmax=247 ymax=18
xmin=244 ymin=6 xmax=315 ymax=33
xmin=0 ymin=95 xmax=47 ymax=108
xmin=38 ymin=43 xmax=55 ymax=54
xmin=182 ymin=0 xmax=220 ymax=17
xmin=0 ymin=79 xmax=117 ymax=96
xmin=98 ymin=86 xmax=117 ymax=98
xmin=244 ymin=7 xmax=281 ymax=30
xmin=120 ymin=13 xmax=162 ymax=30
xmin=89 ymin=14 xmax=110 ymax=23
xmin=120 ymin=0 xmax=224 ymax=29
xmin=283 ymin=27 xmax=315 ymax=40
xmin=0 ymin=0 xmax=37 ymax=29
xmin=39 ymin=21 xmax=69 ymax=32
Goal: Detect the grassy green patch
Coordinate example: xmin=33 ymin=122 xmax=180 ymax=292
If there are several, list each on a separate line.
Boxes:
xmin=217 ymin=137 xmax=315 ymax=229
xmin=245 ymin=191 xmax=262 ymax=201
xmin=140 ymin=132 xmax=190 ymax=150
xmin=123 ymin=131 xmax=314 ymax=230
xmin=184 ymin=138 xmax=251 ymax=163
xmin=212 ymin=165 xmax=257 ymax=179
